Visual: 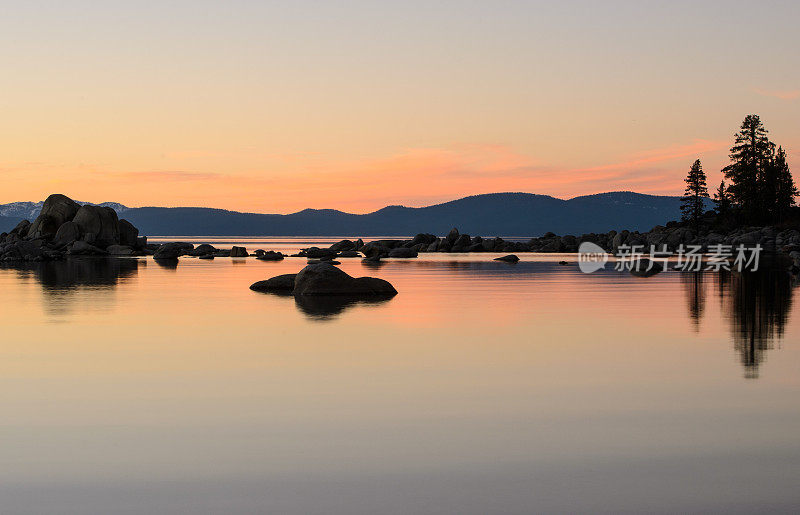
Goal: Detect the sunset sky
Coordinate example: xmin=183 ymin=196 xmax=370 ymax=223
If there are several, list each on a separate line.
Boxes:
xmin=1 ymin=0 xmax=798 ymax=213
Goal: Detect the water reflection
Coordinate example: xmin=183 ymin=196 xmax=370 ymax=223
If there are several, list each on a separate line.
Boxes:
xmin=714 ymin=270 xmax=797 ymax=379
xmin=680 ymin=272 xmax=707 ymax=332
xmin=0 ymin=257 xmax=141 ymax=290
xmin=0 ymin=257 xmax=142 ymax=317
xmin=294 ymin=295 xmax=394 ymax=320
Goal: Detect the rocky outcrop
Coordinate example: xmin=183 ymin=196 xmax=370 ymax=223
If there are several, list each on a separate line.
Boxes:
xmin=251 ymin=263 xmax=397 ymax=297
xmin=0 ymin=194 xmax=145 ymax=262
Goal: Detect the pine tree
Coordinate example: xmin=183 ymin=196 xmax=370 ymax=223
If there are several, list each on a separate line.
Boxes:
xmin=713 ymin=180 xmax=731 ymax=216
xmin=772 ymin=146 xmax=798 ymax=220
xmin=722 ymin=114 xmax=774 ymax=219
xmin=681 ymin=159 xmax=709 ymax=227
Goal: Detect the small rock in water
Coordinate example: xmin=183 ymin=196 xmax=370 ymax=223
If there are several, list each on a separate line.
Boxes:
xmin=629 ymin=259 xmax=663 ymax=277
xmin=230 ymin=246 xmax=248 ymax=257
xmin=494 ymin=254 xmax=520 ymax=263
xmin=256 ymin=250 xmax=284 ymax=261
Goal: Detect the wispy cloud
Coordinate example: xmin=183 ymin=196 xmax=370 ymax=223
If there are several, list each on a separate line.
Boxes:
xmin=114 ymin=170 xmax=224 ymax=181
xmin=753 ymin=88 xmax=800 ymax=100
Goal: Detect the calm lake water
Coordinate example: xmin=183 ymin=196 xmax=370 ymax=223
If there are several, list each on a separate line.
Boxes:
xmin=1 ymin=237 xmax=799 ymax=514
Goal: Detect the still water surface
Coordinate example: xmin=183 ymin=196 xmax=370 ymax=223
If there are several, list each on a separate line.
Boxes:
xmin=1 ymin=238 xmax=798 ymax=514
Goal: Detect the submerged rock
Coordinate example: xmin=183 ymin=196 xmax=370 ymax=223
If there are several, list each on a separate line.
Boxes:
xmin=629 ymin=259 xmax=663 ymax=277
xmin=494 ymin=254 xmax=520 ymax=263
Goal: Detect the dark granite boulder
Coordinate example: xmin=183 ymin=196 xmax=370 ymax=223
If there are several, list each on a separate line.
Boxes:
xmin=27 ymin=194 xmax=81 ymax=239
xmin=72 ymin=205 xmax=120 ymax=247
xmin=53 ymin=221 xmax=81 ymax=247
xmin=118 ymin=219 xmax=139 ymax=247
xmin=292 ymin=263 xmax=397 ymax=296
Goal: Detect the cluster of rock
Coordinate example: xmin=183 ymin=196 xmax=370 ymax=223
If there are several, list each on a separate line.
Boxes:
xmin=305 ymin=224 xmax=800 ymax=270
xmin=0 ymin=194 xmax=144 ymax=261
xmin=250 ymin=262 xmax=397 ymax=296
xmin=147 ymin=242 xmax=286 ymax=261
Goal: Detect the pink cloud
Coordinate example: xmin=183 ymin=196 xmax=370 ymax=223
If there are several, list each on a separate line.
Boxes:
xmin=753 ymin=88 xmax=800 ymax=100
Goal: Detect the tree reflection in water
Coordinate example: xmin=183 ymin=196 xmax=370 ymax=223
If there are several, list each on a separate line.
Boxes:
xmin=714 ymin=270 xmax=797 ymax=379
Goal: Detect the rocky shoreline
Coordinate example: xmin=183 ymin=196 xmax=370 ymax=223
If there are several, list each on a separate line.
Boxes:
xmin=4 ymin=193 xmax=799 ymax=272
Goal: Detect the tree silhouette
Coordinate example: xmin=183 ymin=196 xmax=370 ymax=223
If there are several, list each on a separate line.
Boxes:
xmin=680 ymin=159 xmax=709 ymax=227
xmin=722 ymin=114 xmax=774 ymax=220
xmin=713 ymin=180 xmax=731 ymax=217
xmin=770 ymin=146 xmax=798 ymax=221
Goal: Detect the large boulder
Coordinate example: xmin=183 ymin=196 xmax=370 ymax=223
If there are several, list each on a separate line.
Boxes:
xmin=230 ymin=246 xmax=248 ymax=257
xmin=250 ymin=274 xmax=297 ymax=292
xmin=53 ymin=221 xmax=81 ymax=246
xmin=72 ymin=205 xmax=120 ymax=247
xmin=118 ymin=219 xmax=139 ymax=247
xmin=292 ymin=263 xmax=397 ymax=296
xmin=27 ymin=194 xmax=81 ymax=239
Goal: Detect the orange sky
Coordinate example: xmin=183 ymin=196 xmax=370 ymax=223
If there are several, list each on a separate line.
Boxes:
xmin=1 ymin=2 xmax=798 ymax=213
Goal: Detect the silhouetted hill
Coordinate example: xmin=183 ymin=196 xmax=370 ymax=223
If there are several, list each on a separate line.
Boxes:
xmin=1 ymin=191 xmax=708 ymax=236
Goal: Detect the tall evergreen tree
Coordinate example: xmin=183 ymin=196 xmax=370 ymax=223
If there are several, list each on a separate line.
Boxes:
xmin=681 ymin=159 xmax=709 ymax=227
xmin=713 ymin=180 xmax=731 ymax=216
xmin=722 ymin=114 xmax=774 ymax=219
xmin=771 ymin=146 xmax=798 ymax=220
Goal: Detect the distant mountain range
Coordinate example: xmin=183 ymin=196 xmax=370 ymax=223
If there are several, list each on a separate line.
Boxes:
xmin=0 ymin=191 xmax=710 ymax=237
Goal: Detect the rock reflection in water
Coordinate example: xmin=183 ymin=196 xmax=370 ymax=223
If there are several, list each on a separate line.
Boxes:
xmin=0 ymin=257 xmax=142 ymax=317
xmin=715 ymin=270 xmax=797 ymax=379
xmin=294 ymin=294 xmax=394 ymax=321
